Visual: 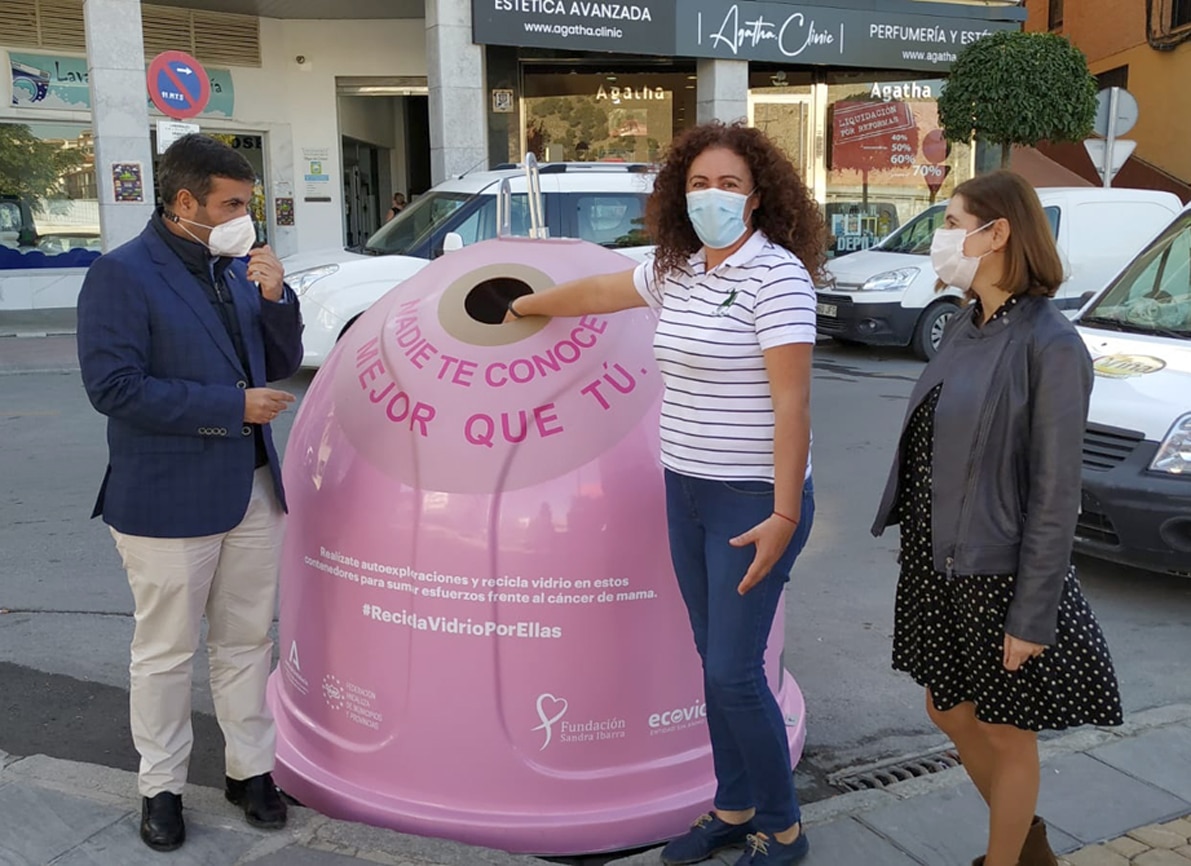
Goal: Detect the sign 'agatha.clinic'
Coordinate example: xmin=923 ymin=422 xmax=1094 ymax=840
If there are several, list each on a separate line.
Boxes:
xmin=473 ymin=0 xmax=1021 ymax=71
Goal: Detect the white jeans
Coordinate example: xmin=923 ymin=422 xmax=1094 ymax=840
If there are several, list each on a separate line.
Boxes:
xmin=111 ymin=467 xmax=283 ymax=797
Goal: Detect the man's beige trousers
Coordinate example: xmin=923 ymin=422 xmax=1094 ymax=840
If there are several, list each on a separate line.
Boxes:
xmin=111 ymin=467 xmax=283 ymax=798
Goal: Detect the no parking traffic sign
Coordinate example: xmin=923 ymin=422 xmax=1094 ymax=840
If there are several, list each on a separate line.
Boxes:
xmin=147 ymin=50 xmax=210 ymax=120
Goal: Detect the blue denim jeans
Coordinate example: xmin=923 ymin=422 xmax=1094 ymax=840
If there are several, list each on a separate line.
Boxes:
xmin=664 ymin=470 xmax=815 ymax=833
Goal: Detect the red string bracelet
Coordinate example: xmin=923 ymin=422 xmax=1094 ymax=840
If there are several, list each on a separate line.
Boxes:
xmin=773 ymin=511 xmax=799 ymax=526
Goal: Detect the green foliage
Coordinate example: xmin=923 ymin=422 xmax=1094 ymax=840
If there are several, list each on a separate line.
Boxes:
xmin=937 ymin=31 xmax=1098 ymax=166
xmin=0 ymin=124 xmax=87 ymax=207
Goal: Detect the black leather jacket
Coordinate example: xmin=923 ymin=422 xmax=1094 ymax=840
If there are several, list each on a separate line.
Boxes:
xmin=871 ymin=295 xmax=1093 ymax=645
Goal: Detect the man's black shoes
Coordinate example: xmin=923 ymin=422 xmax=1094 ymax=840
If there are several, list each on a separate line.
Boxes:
xmin=225 ymin=772 xmax=288 ymax=829
xmin=141 ymin=792 xmax=185 ymax=851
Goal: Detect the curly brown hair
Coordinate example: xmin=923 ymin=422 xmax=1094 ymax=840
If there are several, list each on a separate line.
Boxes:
xmin=646 ymin=120 xmax=827 ymax=282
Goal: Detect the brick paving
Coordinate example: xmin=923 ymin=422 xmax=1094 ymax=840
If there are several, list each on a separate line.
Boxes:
xmin=1061 ymin=817 xmax=1191 ymax=866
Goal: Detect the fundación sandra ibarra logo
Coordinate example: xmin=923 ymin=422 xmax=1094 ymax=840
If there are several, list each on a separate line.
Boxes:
xmin=532 ymin=692 xmax=626 ymax=750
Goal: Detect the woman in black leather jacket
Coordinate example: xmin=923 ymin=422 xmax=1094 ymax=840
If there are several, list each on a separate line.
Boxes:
xmin=872 ymin=172 xmax=1122 ymax=866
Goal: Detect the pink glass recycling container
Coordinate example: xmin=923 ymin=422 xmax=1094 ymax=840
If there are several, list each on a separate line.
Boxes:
xmin=267 ymin=235 xmax=807 ymax=855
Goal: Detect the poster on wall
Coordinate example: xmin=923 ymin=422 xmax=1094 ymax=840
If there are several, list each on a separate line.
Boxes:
xmin=112 ymin=162 xmax=145 ymax=203
xmin=303 ymin=147 xmax=332 ymax=202
xmin=9 ymin=52 xmax=235 ymax=116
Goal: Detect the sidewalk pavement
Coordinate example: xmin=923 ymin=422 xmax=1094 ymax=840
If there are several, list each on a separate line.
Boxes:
xmin=2 ymin=704 xmax=1190 ymax=866
xmin=0 ymin=308 xmax=77 ymax=339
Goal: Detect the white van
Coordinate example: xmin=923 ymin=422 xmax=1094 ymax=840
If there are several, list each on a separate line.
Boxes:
xmin=284 ymin=162 xmax=655 ymax=368
xmin=1073 ymin=203 xmax=1191 ymax=577
xmin=817 ymin=188 xmax=1182 ymax=359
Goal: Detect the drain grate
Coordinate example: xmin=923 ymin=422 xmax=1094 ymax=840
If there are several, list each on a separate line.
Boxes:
xmin=828 ymin=748 xmax=962 ymax=792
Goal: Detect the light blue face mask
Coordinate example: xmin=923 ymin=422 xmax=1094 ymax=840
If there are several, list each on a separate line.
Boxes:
xmin=686 ymin=188 xmax=753 ymax=250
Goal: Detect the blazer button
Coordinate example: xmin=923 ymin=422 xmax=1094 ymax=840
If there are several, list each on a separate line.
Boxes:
xmin=236 ymin=380 xmax=248 ymax=389
xmin=242 ymin=426 xmax=252 ymax=436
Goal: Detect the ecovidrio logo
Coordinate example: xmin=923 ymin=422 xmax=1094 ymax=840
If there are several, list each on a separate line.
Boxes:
xmin=648 ymin=697 xmax=708 ymax=735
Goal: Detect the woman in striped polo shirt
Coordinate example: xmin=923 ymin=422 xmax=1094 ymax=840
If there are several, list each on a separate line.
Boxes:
xmin=508 ymin=121 xmax=826 ymax=866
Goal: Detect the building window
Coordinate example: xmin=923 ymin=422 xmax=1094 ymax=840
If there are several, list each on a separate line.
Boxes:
xmin=1174 ymin=0 xmax=1191 ymax=28
xmin=0 ymin=122 xmax=99 ymax=270
xmin=1095 ymin=66 xmax=1129 ymax=90
xmin=1048 ymin=0 xmax=1064 ymax=29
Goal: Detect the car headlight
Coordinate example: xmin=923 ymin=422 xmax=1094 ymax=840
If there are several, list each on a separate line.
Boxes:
xmin=859 ymin=267 xmax=919 ymax=291
xmin=1150 ymin=413 xmax=1191 ymax=476
xmin=289 ymin=264 xmax=339 ymax=296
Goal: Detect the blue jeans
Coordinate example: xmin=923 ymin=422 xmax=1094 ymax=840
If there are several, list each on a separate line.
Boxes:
xmin=664 ymin=470 xmax=815 ymax=833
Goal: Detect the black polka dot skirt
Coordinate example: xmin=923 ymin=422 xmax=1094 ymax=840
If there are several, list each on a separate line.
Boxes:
xmin=891 ymin=385 xmax=1123 ymax=732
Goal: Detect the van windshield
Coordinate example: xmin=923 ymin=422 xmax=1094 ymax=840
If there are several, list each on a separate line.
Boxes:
xmin=363 ymin=191 xmax=472 ymax=256
xmin=875 ymin=204 xmax=946 ymax=254
xmin=1082 ymin=212 xmax=1191 ymax=338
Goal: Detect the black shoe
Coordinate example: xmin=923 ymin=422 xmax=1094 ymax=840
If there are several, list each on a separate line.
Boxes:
xmin=225 ymin=772 xmax=288 ymax=829
xmin=140 ymin=792 xmax=185 ymax=851
xmin=661 ymin=813 xmax=756 ymax=865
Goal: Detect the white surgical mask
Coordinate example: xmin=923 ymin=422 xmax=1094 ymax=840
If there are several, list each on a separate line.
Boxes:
xmin=177 ymin=213 xmax=257 ymax=258
xmin=930 ymin=221 xmax=994 ymax=291
xmin=686 ymin=188 xmax=753 ymax=250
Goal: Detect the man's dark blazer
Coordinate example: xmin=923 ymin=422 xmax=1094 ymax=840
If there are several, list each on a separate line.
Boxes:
xmin=77 ymin=221 xmax=303 ymax=538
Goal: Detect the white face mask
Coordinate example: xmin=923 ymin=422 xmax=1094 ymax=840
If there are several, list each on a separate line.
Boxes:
xmin=178 ymin=213 xmax=257 ymax=258
xmin=930 ymin=221 xmax=994 ymax=291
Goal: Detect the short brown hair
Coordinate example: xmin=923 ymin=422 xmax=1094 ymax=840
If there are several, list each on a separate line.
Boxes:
xmin=950 ymin=171 xmax=1064 ymax=298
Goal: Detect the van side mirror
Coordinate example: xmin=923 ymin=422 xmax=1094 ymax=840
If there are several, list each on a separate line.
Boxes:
xmin=442 ymin=232 xmax=464 ymax=253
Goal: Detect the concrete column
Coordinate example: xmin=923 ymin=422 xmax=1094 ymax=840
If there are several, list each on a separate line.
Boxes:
xmin=84 ymin=0 xmax=155 ymax=252
xmin=426 ymin=0 xmax=487 ymax=184
xmin=696 ymin=58 xmax=750 ymax=126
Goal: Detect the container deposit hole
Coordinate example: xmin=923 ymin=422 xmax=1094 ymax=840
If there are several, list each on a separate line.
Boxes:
xmin=465 ymin=278 xmax=533 ymax=325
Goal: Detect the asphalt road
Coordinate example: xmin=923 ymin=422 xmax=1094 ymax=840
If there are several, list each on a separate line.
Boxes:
xmin=2 ymin=334 xmax=1189 ymax=806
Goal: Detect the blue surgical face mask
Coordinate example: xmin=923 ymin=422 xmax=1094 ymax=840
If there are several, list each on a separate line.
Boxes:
xmin=686 ymin=188 xmax=753 ymax=250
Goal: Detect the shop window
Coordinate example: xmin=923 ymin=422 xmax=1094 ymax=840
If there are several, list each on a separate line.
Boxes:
xmin=0 ymin=121 xmax=99 ymax=270
xmin=520 ymin=66 xmax=696 ymax=164
xmin=573 ymin=194 xmax=647 ymax=248
xmin=1048 ymin=0 xmax=1064 ymax=30
xmin=824 ymin=72 xmax=974 ymax=259
xmin=1095 ymin=66 xmax=1129 ymax=90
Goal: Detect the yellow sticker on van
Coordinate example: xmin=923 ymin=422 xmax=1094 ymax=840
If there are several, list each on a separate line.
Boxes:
xmin=1092 ymin=354 xmax=1167 ymax=379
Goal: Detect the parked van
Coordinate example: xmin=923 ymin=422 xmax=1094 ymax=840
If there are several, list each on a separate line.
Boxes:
xmin=284 ymin=162 xmax=654 ymax=368
xmin=817 ymin=188 xmax=1182 ymax=359
xmin=1073 ymin=204 xmax=1191 ymax=577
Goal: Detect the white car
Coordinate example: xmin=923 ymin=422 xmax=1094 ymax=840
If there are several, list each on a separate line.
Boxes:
xmin=1074 ymin=203 xmax=1191 ymax=576
xmin=817 ymin=187 xmax=1182 ymax=359
xmin=286 ymin=163 xmax=656 ymax=368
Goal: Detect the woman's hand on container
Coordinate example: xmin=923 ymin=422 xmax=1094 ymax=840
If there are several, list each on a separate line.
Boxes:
xmin=1003 ymin=633 xmax=1046 ymax=671
xmin=731 ymin=514 xmax=798 ymax=594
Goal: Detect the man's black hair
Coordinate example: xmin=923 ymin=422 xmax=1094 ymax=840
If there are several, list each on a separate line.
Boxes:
xmin=158 ymin=134 xmax=255 ymax=206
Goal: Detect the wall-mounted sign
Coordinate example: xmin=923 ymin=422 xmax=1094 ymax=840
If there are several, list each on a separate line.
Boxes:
xmin=474 ymin=0 xmax=677 ymax=57
xmin=302 ymin=146 xmax=332 ymax=202
xmin=470 ymin=1 xmax=1021 ymax=73
xmin=677 ymin=2 xmax=1019 ymax=70
xmin=156 ymin=119 xmax=200 ymax=154
xmin=10 ymin=52 xmax=235 ymax=116
xmin=492 ymin=88 xmax=515 ymax=113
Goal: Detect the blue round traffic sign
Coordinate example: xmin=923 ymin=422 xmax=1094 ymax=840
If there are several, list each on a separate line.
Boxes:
xmin=147 ymin=50 xmax=210 ymax=120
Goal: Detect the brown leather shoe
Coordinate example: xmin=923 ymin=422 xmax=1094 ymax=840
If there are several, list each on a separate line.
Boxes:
xmin=1020 ymin=816 xmax=1059 ymax=866
xmin=971 ymin=817 xmax=1057 ymax=866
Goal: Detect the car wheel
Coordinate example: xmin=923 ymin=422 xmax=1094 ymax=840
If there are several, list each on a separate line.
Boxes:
xmin=912 ymin=302 xmax=959 ymax=361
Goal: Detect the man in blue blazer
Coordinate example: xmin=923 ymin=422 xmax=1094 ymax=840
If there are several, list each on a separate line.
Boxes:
xmin=77 ymin=135 xmax=303 ymax=852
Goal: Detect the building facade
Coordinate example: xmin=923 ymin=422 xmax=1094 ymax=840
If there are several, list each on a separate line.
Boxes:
xmin=1024 ymin=0 xmax=1191 ymax=196
xmin=0 ymin=0 xmax=1024 ymax=310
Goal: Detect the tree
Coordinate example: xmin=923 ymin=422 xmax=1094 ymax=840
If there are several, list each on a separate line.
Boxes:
xmin=937 ymin=30 xmax=1097 ymax=169
xmin=0 ymin=124 xmax=87 ymax=208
